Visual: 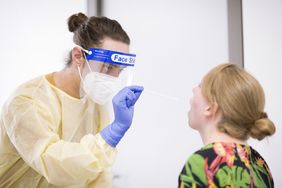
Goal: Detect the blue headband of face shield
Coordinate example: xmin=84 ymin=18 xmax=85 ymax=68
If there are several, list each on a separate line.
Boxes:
xmin=84 ymin=48 xmax=136 ymax=67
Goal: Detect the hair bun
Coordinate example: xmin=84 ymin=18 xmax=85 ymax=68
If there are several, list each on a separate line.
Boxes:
xmin=68 ymin=12 xmax=88 ymax=32
xmin=250 ymin=117 xmax=275 ymax=140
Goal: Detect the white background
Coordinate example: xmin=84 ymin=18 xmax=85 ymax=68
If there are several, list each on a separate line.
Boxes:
xmin=243 ymin=0 xmax=282 ymax=187
xmin=104 ymin=1 xmax=229 ymax=187
xmin=0 ymin=0 xmax=281 ymax=187
xmin=0 ymin=0 xmax=86 ymax=108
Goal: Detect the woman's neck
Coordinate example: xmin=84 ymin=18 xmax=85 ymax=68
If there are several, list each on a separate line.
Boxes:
xmin=199 ymin=123 xmax=247 ymax=146
xmin=52 ymin=67 xmax=81 ymax=98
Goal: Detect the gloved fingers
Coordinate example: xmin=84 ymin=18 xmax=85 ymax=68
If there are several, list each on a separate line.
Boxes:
xmin=127 ymin=86 xmax=144 ymax=93
xmin=113 ymin=86 xmax=144 ymax=107
xmin=113 ymin=87 xmax=129 ymax=102
xmin=127 ymin=85 xmax=144 ymax=106
xmin=126 ymin=90 xmax=136 ymax=107
xmin=132 ymin=89 xmax=143 ymax=105
xmin=113 ymin=87 xmax=134 ymax=107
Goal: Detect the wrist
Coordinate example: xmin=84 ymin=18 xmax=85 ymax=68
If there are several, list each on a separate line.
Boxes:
xmin=100 ymin=122 xmax=126 ymax=147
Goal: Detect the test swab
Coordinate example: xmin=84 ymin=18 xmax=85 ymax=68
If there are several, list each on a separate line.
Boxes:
xmin=144 ymin=89 xmax=185 ymax=103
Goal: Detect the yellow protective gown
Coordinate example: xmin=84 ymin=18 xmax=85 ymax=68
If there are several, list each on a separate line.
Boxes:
xmin=0 ymin=75 xmax=117 ymax=188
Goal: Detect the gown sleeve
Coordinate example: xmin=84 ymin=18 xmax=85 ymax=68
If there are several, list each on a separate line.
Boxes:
xmin=2 ymin=95 xmax=116 ymax=186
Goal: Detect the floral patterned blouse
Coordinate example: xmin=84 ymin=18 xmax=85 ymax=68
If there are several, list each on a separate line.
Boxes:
xmin=178 ymin=142 xmax=274 ymax=188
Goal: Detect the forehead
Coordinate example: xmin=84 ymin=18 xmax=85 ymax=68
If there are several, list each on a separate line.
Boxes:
xmin=99 ymin=37 xmax=129 ymax=53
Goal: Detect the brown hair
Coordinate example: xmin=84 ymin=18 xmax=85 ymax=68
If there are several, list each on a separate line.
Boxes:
xmin=66 ymin=12 xmax=130 ymax=66
xmin=201 ymin=63 xmax=275 ymax=141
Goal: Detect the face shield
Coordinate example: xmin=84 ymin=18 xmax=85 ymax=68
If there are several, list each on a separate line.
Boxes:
xmin=84 ymin=48 xmax=136 ymax=88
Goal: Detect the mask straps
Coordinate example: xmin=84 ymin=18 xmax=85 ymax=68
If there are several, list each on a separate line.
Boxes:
xmin=77 ymin=65 xmax=84 ymax=81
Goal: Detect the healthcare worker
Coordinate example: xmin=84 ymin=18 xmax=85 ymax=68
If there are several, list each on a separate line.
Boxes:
xmin=178 ymin=64 xmax=275 ymax=187
xmin=0 ymin=12 xmax=143 ymax=188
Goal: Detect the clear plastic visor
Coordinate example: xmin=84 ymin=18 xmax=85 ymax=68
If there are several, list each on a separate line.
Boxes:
xmin=85 ymin=48 xmax=136 ymax=86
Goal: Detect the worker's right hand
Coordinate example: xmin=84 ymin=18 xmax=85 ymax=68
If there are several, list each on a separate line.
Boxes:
xmin=100 ymin=86 xmax=144 ymax=147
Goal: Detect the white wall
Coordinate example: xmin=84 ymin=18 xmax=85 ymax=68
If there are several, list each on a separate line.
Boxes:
xmin=103 ymin=1 xmax=229 ymax=187
xmin=0 ymin=0 xmax=86 ymax=108
xmin=243 ymin=0 xmax=282 ymax=186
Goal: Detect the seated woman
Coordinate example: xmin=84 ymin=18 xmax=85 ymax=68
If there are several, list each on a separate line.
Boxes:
xmin=178 ymin=63 xmax=275 ymax=188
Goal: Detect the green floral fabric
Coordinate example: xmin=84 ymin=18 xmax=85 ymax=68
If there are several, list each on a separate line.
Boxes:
xmin=178 ymin=142 xmax=274 ymax=188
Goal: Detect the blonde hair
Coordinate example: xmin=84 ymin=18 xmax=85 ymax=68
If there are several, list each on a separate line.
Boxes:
xmin=201 ymin=63 xmax=275 ymax=140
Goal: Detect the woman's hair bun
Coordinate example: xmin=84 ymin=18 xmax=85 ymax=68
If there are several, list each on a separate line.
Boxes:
xmin=68 ymin=12 xmax=88 ymax=32
xmin=250 ymin=116 xmax=276 ymax=140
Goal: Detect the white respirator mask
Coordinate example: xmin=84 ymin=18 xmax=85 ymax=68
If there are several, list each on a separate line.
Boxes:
xmin=80 ymin=70 xmax=119 ymax=105
xmin=77 ymin=46 xmax=136 ymax=105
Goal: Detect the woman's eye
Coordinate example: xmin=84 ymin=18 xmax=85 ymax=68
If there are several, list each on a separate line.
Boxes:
xmin=107 ymin=65 xmax=114 ymax=71
xmin=108 ymin=65 xmax=123 ymax=72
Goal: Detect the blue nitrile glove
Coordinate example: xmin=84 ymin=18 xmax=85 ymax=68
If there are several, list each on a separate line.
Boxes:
xmin=100 ymin=85 xmax=144 ymax=147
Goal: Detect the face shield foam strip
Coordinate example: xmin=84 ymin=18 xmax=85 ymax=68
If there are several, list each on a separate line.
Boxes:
xmin=85 ymin=48 xmax=136 ymax=67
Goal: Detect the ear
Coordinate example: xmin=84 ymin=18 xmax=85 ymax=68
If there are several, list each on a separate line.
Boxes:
xmin=71 ymin=47 xmax=85 ymax=67
xmin=204 ymin=102 xmax=219 ymax=117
